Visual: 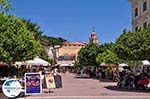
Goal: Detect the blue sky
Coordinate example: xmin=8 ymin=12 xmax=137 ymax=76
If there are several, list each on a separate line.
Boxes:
xmin=11 ymin=0 xmax=132 ymax=44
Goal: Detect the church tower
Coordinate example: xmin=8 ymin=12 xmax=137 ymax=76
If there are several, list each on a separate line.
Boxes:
xmin=89 ymin=27 xmax=98 ymax=44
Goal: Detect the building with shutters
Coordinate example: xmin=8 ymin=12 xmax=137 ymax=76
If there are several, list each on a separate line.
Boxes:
xmin=129 ymin=0 xmax=150 ymax=32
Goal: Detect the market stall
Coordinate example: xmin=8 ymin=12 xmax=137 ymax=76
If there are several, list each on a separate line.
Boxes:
xmin=100 ymin=63 xmax=118 ymax=80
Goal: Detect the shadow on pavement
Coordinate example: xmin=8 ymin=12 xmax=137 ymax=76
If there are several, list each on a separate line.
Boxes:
xmin=74 ymin=76 xmax=90 ymax=79
xmin=99 ymin=79 xmax=116 ymax=83
xmin=74 ymin=74 xmax=90 ymax=79
xmin=105 ymin=86 xmax=150 ymax=93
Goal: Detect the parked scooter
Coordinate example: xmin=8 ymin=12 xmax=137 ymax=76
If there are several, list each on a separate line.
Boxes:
xmin=117 ymin=74 xmax=134 ymax=89
xmin=125 ymin=74 xmax=135 ymax=89
xmin=117 ymin=72 xmax=150 ymax=90
xmin=136 ymin=76 xmax=149 ymax=90
xmin=117 ymin=70 xmax=126 ymax=88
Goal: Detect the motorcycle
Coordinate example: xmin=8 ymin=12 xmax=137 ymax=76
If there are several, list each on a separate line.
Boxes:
xmin=117 ymin=74 xmax=134 ymax=89
xmin=137 ymin=78 xmax=149 ymax=90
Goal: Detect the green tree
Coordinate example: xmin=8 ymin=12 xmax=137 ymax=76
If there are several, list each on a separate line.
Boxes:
xmin=99 ymin=43 xmax=114 ymax=53
xmin=115 ymin=28 xmax=150 ymax=63
xmin=22 ymin=19 xmax=66 ymax=47
xmin=0 ymin=13 xmax=41 ymax=63
xmin=21 ymin=19 xmax=49 ymax=61
xmin=76 ymin=44 xmax=99 ymax=67
xmin=22 ymin=19 xmax=66 ymax=63
xmin=0 ymin=0 xmax=12 ymax=13
xmin=21 ymin=19 xmax=43 ymax=41
xmin=96 ymin=43 xmax=119 ymax=64
xmin=96 ymin=49 xmax=119 ymax=64
xmin=41 ymin=35 xmax=66 ymax=47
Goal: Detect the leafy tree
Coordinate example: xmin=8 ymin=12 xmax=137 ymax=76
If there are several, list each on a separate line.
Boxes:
xmin=96 ymin=43 xmax=119 ymax=64
xmin=96 ymin=49 xmax=119 ymax=64
xmin=115 ymin=28 xmax=150 ymax=62
xmin=21 ymin=19 xmax=49 ymax=61
xmin=76 ymin=44 xmax=99 ymax=67
xmin=0 ymin=0 xmax=12 ymax=13
xmin=41 ymin=35 xmax=66 ymax=47
xmin=21 ymin=19 xmax=43 ymax=41
xmin=99 ymin=43 xmax=114 ymax=53
xmin=22 ymin=19 xmax=66 ymax=47
xmin=0 ymin=13 xmax=41 ymax=63
xmin=21 ymin=19 xmax=66 ymax=63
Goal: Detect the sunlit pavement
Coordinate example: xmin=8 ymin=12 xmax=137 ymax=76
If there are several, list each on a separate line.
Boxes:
xmin=1 ymin=73 xmax=150 ymax=99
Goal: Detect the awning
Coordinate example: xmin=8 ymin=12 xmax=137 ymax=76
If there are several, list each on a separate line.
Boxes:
xmin=142 ymin=60 xmax=150 ymax=65
xmin=119 ymin=63 xmax=128 ymax=67
xmin=26 ymin=57 xmax=50 ymax=66
xmin=59 ymin=63 xmax=74 ymax=67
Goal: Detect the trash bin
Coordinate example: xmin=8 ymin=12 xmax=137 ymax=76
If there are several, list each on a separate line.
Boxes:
xmin=54 ymin=75 xmax=62 ymax=88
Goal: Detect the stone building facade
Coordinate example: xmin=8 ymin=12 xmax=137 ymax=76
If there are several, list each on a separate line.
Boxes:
xmin=129 ymin=0 xmax=150 ymax=32
xmin=53 ymin=29 xmax=98 ymax=68
xmin=57 ymin=42 xmax=86 ymax=67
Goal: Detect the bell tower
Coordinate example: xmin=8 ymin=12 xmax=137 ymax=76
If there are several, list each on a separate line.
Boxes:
xmin=89 ymin=27 xmax=98 ymax=44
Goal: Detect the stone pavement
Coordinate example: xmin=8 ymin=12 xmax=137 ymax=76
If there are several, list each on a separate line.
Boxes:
xmin=25 ymin=73 xmax=150 ymax=99
xmin=0 ymin=73 xmax=150 ymax=99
